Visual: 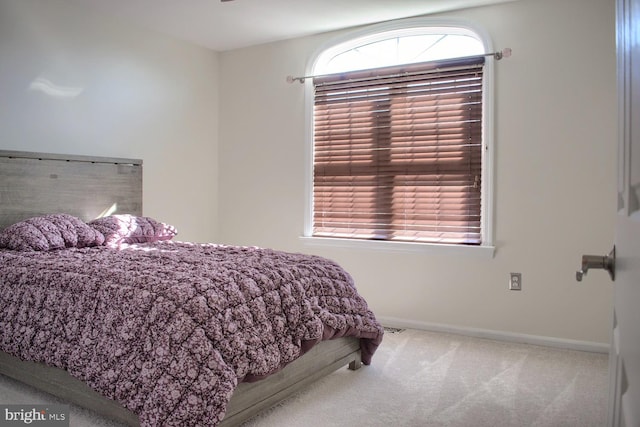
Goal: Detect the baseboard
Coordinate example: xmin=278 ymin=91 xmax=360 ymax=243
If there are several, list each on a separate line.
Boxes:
xmin=377 ymin=316 xmax=610 ymax=354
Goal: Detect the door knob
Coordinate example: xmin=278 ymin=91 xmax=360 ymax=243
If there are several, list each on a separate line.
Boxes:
xmin=576 ymin=246 xmax=615 ymax=282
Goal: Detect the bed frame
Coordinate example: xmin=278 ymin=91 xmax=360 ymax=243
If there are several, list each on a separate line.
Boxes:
xmin=0 ymin=149 xmax=362 ymax=426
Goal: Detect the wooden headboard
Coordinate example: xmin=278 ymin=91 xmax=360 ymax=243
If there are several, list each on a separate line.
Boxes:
xmin=0 ymin=150 xmax=142 ymax=230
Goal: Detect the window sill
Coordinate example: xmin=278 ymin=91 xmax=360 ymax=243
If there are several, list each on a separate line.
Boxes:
xmin=299 ymin=236 xmax=495 ymax=259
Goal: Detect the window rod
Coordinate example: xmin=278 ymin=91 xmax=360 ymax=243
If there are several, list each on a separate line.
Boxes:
xmin=286 ymin=47 xmax=511 ymax=84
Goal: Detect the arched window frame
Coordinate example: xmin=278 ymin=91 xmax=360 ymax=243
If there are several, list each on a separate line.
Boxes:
xmin=301 ymin=17 xmax=496 ymax=258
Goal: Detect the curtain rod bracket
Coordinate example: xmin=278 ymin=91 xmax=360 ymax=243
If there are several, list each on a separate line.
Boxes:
xmin=494 ymin=47 xmax=512 ymax=60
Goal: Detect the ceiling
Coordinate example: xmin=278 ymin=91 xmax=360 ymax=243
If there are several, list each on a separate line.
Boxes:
xmin=68 ymin=0 xmax=517 ymax=52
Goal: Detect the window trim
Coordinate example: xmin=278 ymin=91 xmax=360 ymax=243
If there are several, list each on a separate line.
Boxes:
xmin=301 ymin=17 xmax=496 ymax=257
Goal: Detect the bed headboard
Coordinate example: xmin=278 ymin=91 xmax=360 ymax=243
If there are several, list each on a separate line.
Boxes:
xmin=0 ymin=150 xmax=142 ymax=230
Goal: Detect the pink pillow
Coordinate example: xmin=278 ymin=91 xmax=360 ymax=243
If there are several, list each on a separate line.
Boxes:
xmin=88 ymin=214 xmax=177 ymax=246
xmin=0 ymin=214 xmax=105 ymax=251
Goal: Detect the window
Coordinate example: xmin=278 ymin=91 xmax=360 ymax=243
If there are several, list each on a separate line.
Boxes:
xmin=304 ymin=19 xmax=495 ymax=252
xmin=316 ymin=29 xmax=484 ymax=75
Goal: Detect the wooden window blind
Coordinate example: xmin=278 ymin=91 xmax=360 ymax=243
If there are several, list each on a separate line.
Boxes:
xmin=312 ymin=56 xmax=484 ymax=245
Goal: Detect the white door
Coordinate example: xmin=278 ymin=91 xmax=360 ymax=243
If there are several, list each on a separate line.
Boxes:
xmin=606 ymin=0 xmax=640 ymax=425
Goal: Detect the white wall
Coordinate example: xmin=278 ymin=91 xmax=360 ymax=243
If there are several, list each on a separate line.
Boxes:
xmin=0 ymin=0 xmax=220 ymax=242
xmin=219 ymin=0 xmax=617 ymax=345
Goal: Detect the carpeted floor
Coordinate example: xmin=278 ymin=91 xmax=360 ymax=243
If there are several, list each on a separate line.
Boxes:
xmin=0 ymin=328 xmax=609 ymax=426
xmin=242 ymin=328 xmax=609 ymax=426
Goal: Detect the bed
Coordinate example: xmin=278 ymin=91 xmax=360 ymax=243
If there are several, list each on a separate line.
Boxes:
xmin=0 ymin=150 xmax=384 ymax=426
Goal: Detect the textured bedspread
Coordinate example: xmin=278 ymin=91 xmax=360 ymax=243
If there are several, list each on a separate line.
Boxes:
xmin=0 ymin=242 xmax=383 ymax=426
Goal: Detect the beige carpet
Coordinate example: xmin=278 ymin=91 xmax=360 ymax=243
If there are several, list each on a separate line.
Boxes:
xmin=0 ymin=328 xmax=609 ymax=426
xmin=241 ymin=329 xmax=609 ymax=427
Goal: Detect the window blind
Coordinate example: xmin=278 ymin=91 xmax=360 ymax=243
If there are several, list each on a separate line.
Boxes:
xmin=312 ymin=56 xmax=484 ymax=245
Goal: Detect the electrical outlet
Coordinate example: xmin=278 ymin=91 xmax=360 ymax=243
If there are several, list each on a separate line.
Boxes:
xmin=509 ymin=273 xmax=522 ymax=291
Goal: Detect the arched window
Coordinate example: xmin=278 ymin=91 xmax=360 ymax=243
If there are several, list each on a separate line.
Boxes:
xmin=315 ymin=27 xmax=484 ymax=74
xmin=304 ymin=19 xmax=495 ymax=253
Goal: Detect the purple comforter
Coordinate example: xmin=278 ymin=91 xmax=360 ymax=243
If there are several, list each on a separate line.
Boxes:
xmin=0 ymin=242 xmax=383 ymax=426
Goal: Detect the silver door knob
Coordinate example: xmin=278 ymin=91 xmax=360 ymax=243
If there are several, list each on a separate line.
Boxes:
xmin=576 ymin=246 xmax=615 ymax=281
